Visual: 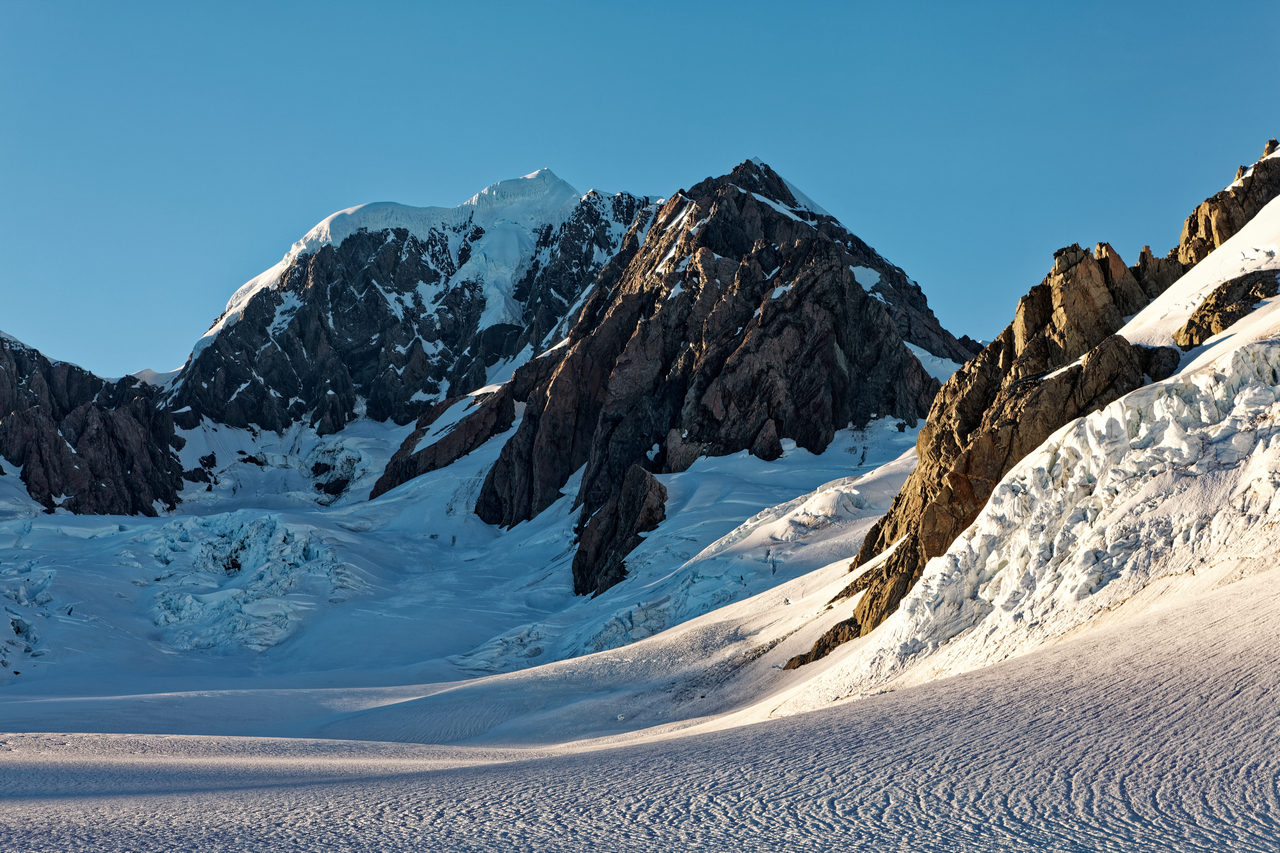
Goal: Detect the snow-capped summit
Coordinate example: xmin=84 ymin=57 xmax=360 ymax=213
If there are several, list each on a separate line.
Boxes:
xmin=290 ymin=168 xmax=582 ymax=264
xmin=203 ymin=169 xmax=595 ymax=359
xmin=748 ymin=156 xmax=832 ymax=218
xmin=175 ymin=170 xmax=656 ymax=438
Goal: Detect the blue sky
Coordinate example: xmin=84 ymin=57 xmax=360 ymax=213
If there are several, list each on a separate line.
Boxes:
xmin=2 ymin=1 xmax=1277 ymax=376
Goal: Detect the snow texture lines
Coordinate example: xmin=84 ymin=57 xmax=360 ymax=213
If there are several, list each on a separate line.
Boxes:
xmin=3 ymin=567 xmax=1279 ymax=851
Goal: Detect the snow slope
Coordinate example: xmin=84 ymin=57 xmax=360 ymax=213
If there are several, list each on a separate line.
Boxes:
xmin=0 ymin=408 xmax=920 ymax=696
xmin=3 ymin=548 xmax=1278 ymax=851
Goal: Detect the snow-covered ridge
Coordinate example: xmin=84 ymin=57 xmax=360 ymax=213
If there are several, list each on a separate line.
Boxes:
xmin=904 ymin=342 xmax=963 ymax=383
xmin=1228 ymin=142 xmax=1280 ymax=188
xmin=290 ymin=169 xmax=580 ymax=264
xmin=194 ymin=169 xmax=593 ymax=356
xmin=749 ymin=156 xmax=831 ymax=217
xmin=783 ymin=338 xmax=1280 ymax=712
xmin=1121 ymin=188 xmax=1280 ymax=355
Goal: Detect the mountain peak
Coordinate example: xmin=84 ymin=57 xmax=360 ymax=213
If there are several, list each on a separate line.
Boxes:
xmin=735 ymin=159 xmax=832 ymax=219
xmin=291 ymin=168 xmax=581 ymax=265
xmin=462 ymin=167 xmax=580 ymax=222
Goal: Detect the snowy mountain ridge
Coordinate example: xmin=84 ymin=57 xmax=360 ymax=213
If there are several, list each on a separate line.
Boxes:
xmin=775 ymin=169 xmax=1280 ymax=714
xmin=169 ymin=172 xmax=657 ymax=439
xmin=196 ymin=168 xmax=630 ymax=360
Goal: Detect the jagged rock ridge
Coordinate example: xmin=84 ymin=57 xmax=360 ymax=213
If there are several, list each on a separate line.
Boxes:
xmin=1178 ymin=138 xmax=1280 ymax=265
xmin=785 ymin=138 xmax=1280 ymax=668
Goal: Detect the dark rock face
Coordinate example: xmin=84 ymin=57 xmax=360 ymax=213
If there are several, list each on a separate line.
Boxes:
xmin=956 ymin=335 xmax=985 ymax=357
xmin=169 ymin=191 xmax=649 ymax=437
xmin=571 ymin=464 xmax=668 ymax=596
xmin=1174 ymin=270 xmax=1280 ymax=350
xmin=0 ymin=336 xmax=182 ymax=515
xmin=369 ymin=387 xmax=516 ymax=500
xmin=1177 ymin=142 xmax=1280 ymax=266
xmin=476 ymin=160 xmax=963 ymax=596
xmin=1137 ymin=344 xmax=1182 ymax=381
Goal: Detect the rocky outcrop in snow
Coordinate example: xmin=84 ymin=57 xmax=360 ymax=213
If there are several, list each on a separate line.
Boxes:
xmin=571 ymin=464 xmax=668 ymax=597
xmin=830 ymin=245 xmax=1184 ymax=644
xmin=0 ymin=334 xmax=182 ymax=516
xmin=784 ymin=141 xmax=1280 ymax=668
xmin=473 ymin=160 xmax=966 ymax=595
xmin=1173 ymin=269 xmax=1280 ymax=349
xmin=782 ymin=340 xmax=1280 ymax=710
xmin=369 ymin=387 xmax=515 ymax=500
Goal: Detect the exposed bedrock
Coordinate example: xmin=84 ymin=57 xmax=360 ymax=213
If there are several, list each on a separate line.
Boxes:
xmin=785 ymin=245 xmax=1185 ymax=669
xmin=1177 ymin=139 xmax=1280 ymax=266
xmin=1174 ymin=269 xmax=1280 ymax=350
xmin=369 ymin=386 xmax=516 ymax=500
xmin=571 ymin=464 xmax=668 ymax=596
xmin=475 ymin=160 xmax=960 ymax=596
xmin=0 ymin=337 xmax=182 ymax=515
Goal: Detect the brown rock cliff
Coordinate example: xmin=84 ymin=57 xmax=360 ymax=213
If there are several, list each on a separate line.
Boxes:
xmin=475 ymin=160 xmax=960 ymax=596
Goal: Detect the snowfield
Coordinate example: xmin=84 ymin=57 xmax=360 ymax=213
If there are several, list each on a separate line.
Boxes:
xmin=3 ymin=562 xmax=1278 ymax=851
xmin=0 ymin=414 xmax=919 ymax=696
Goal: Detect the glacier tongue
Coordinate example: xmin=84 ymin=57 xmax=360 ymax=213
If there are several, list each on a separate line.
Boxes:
xmin=781 ymin=340 xmax=1280 ymax=713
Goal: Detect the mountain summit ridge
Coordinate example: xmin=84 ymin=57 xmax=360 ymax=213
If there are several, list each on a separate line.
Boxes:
xmin=0 ymin=159 xmax=969 ymax=606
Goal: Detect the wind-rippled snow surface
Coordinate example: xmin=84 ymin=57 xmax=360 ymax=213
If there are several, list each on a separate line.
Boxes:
xmin=3 ymin=564 xmax=1278 ymax=851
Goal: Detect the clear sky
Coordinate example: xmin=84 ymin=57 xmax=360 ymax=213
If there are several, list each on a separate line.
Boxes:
xmin=2 ymin=1 xmax=1277 ymax=377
